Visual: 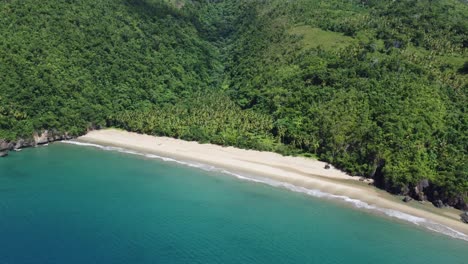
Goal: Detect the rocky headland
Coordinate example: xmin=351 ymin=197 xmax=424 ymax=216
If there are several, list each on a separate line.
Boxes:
xmin=0 ymin=130 xmax=73 ymax=157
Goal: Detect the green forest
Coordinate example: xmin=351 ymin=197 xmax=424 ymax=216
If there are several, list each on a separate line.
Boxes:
xmin=1 ymin=0 xmax=467 ymax=209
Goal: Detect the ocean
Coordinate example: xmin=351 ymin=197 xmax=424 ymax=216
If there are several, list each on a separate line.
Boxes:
xmin=0 ymin=143 xmax=466 ymax=264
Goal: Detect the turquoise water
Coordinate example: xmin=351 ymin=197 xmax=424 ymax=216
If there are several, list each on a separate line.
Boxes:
xmin=0 ymin=144 xmax=467 ymax=264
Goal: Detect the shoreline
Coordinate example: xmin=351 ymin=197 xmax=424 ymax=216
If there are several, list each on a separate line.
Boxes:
xmin=76 ymin=129 xmax=468 ymax=240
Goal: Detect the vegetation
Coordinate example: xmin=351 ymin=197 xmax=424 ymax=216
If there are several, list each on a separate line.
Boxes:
xmin=0 ymin=0 xmax=467 ymax=208
xmin=108 ymin=93 xmax=283 ymax=151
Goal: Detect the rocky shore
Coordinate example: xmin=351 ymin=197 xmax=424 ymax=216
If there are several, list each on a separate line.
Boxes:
xmin=0 ymin=130 xmax=73 ymax=157
xmin=396 ymin=179 xmax=468 ymax=212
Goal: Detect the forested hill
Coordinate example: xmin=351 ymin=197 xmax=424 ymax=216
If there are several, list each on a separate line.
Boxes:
xmin=1 ymin=0 xmax=467 ymax=210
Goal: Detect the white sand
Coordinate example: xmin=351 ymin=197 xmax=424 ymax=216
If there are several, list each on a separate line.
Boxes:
xmin=77 ymin=129 xmax=468 ymax=237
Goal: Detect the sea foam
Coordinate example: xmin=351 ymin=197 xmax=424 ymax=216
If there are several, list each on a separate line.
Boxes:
xmin=61 ymin=140 xmax=468 ymax=242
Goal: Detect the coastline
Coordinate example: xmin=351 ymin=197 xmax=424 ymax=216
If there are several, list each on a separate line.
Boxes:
xmin=75 ymin=129 xmax=468 ymax=240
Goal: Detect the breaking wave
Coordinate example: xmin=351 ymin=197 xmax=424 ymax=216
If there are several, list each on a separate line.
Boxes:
xmin=61 ymin=140 xmax=468 ymax=242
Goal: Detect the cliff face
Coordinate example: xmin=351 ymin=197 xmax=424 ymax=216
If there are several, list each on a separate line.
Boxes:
xmin=0 ymin=130 xmax=73 ymax=157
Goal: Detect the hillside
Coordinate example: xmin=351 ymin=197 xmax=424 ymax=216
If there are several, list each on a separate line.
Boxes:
xmin=0 ymin=0 xmax=467 ymax=210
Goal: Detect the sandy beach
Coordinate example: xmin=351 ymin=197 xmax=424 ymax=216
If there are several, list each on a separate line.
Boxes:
xmin=77 ymin=129 xmax=468 ymax=238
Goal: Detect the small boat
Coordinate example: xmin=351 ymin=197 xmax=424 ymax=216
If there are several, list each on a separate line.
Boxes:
xmin=14 ymin=149 xmax=22 ymax=152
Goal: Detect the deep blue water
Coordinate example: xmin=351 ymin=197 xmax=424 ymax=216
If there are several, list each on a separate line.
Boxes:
xmin=0 ymin=143 xmax=467 ymax=264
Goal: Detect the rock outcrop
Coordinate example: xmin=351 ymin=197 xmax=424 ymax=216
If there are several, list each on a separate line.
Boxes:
xmin=461 ymin=212 xmax=468 ymax=224
xmin=403 ymin=196 xmax=413 ymax=203
xmin=413 ymin=179 xmax=430 ymax=201
xmin=0 ymin=130 xmax=73 ymax=157
xmin=375 ymin=173 xmax=467 ymax=211
xmin=433 ymin=199 xmax=444 ymax=208
xmin=448 ymin=195 xmax=468 ymax=211
xmin=0 ymin=140 xmax=14 ymax=151
xmin=34 ymin=132 xmax=50 ymax=145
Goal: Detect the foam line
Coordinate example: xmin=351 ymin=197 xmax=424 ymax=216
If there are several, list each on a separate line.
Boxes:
xmin=61 ymin=140 xmax=468 ymax=242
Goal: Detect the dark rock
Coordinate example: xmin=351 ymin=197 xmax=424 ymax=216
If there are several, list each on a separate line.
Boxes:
xmin=0 ymin=151 xmax=8 ymax=157
xmin=416 ymin=193 xmax=426 ymax=201
xmin=446 ymin=195 xmax=468 ymax=211
xmin=459 ymin=201 xmax=468 ymax=211
xmin=461 ymin=212 xmax=468 ymax=224
xmin=324 ymin=164 xmax=330 ymax=169
xmin=22 ymin=139 xmax=35 ymax=148
xmin=400 ymin=185 xmax=410 ymax=196
xmin=455 ymin=198 xmax=468 ymax=211
xmin=413 ymin=179 xmax=430 ymax=201
xmin=403 ymin=196 xmax=413 ymax=203
xmin=413 ymin=186 xmax=427 ymax=201
xmin=433 ymin=199 xmax=444 ymax=208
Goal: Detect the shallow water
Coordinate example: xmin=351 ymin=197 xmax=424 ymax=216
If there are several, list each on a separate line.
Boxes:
xmin=0 ymin=144 xmax=466 ymax=264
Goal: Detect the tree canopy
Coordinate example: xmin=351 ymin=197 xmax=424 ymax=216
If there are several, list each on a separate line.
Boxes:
xmin=1 ymin=0 xmax=467 ymax=208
